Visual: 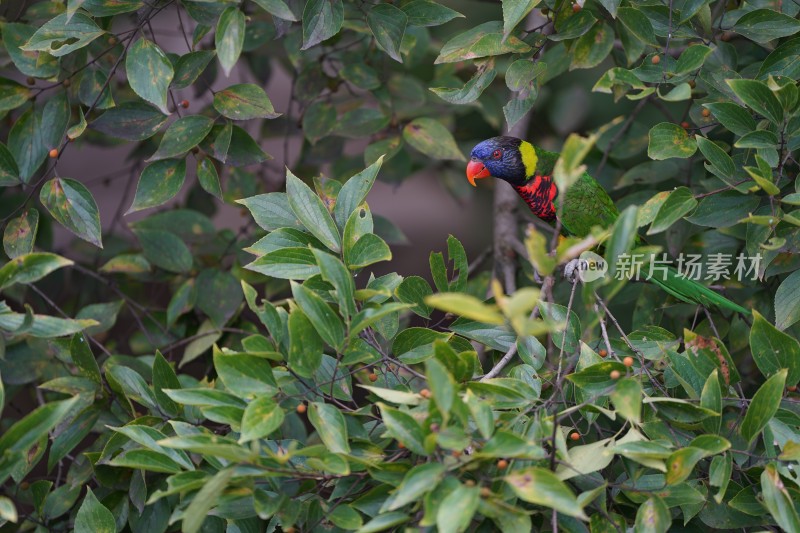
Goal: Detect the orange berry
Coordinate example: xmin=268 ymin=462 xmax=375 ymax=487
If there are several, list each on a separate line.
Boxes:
xmin=452 ymin=450 xmax=462 ymax=457
xmin=368 ymin=373 xmax=378 ymax=382
xmin=283 ymin=527 xmax=295 ymax=533
xmin=497 ymin=459 xmax=509 ymax=469
xmin=570 ymin=431 xmax=580 ymax=441
xmin=651 ymin=55 xmax=661 ymax=65
xmin=20 ymin=481 xmax=30 ymax=490
xmin=541 ymin=7 xmax=550 ymax=15
xmin=788 ymin=385 xmax=798 ymax=392
xmin=465 ymin=479 xmax=475 ymax=487
xmin=397 ymin=442 xmax=405 ymax=449
xmin=480 ymin=487 xmax=491 ymax=498
xmin=26 ymin=77 xmax=35 ymax=86
xmin=572 ymin=3 xmax=581 ymax=12
xmin=181 ymin=99 xmax=190 ymax=109
xmin=599 ymin=349 xmax=608 ymax=358
xmin=62 ymin=78 xmax=71 ymax=88
xmin=688 ymin=80 xmax=697 ymax=88
xmin=296 ymin=403 xmax=307 ymax=414
xmin=48 ymin=149 xmax=58 ymax=158
xmin=610 ymin=370 xmax=621 ymax=379
xmin=623 ymin=356 xmax=634 ymax=367
xmin=681 ymin=121 xmax=691 ymax=129
xmin=108 ymin=36 xmax=118 ymax=45
xmin=420 ymin=388 xmax=431 ymax=398
xmin=702 ymin=108 xmax=711 ymax=117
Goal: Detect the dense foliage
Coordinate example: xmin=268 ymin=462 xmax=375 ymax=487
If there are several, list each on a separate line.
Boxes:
xmin=1 ymin=0 xmax=800 ymax=531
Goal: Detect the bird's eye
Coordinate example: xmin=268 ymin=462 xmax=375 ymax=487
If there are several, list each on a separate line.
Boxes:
xmin=492 ymin=149 xmax=503 ymax=160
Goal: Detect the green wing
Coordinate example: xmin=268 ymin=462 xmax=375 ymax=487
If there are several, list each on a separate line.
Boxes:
xmin=647 ymin=267 xmax=749 ymax=314
xmin=557 ymin=171 xmax=619 ymax=237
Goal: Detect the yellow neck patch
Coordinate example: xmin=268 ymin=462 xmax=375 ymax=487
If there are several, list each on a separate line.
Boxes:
xmin=519 ymin=141 xmax=538 ymax=176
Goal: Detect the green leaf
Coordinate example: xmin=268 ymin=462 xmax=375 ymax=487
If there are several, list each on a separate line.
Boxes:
xmin=133 ymin=229 xmax=192 ymax=273
xmin=735 ymin=130 xmax=778 ymax=149
xmin=384 ymin=463 xmax=445 ymax=511
xmin=214 ymin=346 xmax=278 ymax=398
xmin=252 ymin=0 xmax=297 ymax=21
xmin=401 ymin=1 xmax=463 ymax=27
xmin=403 ymin=118 xmax=464 ymax=161
xmin=0 ymin=78 xmax=30 ymax=113
xmin=505 ymin=467 xmax=587 ymax=519
xmin=126 ymin=38 xmax=173 ymax=115
xmin=605 ymin=206 xmax=638 ymax=279
xmin=0 ymin=397 xmax=78 ymax=484
xmin=733 ymin=9 xmax=800 ymax=43
xmin=149 ymin=116 xmax=213 ymax=161
xmin=216 ymin=7 xmax=245 ymax=77
xmin=0 ymin=252 xmax=71 ymax=291
xmin=674 ymin=44 xmax=712 ymax=75
xmin=172 ymin=50 xmax=215 ymax=89
xmin=775 ymin=270 xmax=800 ymax=331
xmin=289 ymin=308 xmax=323 ymax=377
xmin=502 ymin=0 xmax=540 ymax=37
xmin=378 ymin=403 xmax=427 ymax=455
xmin=740 ymin=369 xmax=787 ymax=444
xmin=213 ymin=83 xmax=280 ymax=120
xmin=21 ymin=13 xmax=104 ymax=57
xmin=701 ymin=370 xmax=722 ymax=434
xmin=648 ymin=186 xmax=697 ymax=234
xmin=425 ymin=292 xmax=504 ymax=324
xmin=78 ymin=70 xmax=113 ymax=110
xmin=430 ymin=67 xmax=496 ymax=105
xmin=0 ymin=142 xmax=20 ymax=186
xmin=197 ymin=158 xmax=222 ymax=199
xmin=611 ymin=377 xmax=642 ymax=422
xmin=196 ymin=269 xmax=242 ymax=328
xmin=395 ymin=276 xmax=434 ymax=318
xmin=73 ymin=488 xmax=115 ymax=533
xmin=434 ymin=21 xmax=531 ymax=64
xmin=367 ymin=4 xmax=407 ymax=63
xmin=182 ymin=469 xmax=234 ymax=533
xmin=727 ymin=79 xmax=783 ymax=125
xmin=302 ymin=0 xmax=344 ymax=50
xmin=3 ymin=208 xmax=39 ymax=258
xmin=648 ymin=122 xmax=698 ymax=160
xmin=333 ymin=158 xmax=383 ymax=230
xmin=239 ymin=397 xmax=284 ymax=443
xmin=128 ymin=159 xmax=187 ymax=213
xmin=634 ymin=496 xmax=670 ymax=533
xmin=312 ymin=249 xmax=356 ymax=321
xmin=703 ymin=102 xmax=756 ymax=136
xmin=329 ymin=505 xmax=363 ymax=529
xmin=291 ymin=281 xmax=345 ymax=350
xmin=426 ymin=357 xmax=455 ymax=420
xmin=571 ymin=23 xmax=615 ymax=70
xmin=750 ymin=310 xmax=800 ymax=385
xmin=69 ymin=332 xmax=101 ymax=384
xmin=246 ymin=247 xmax=320 ymax=279
xmin=356 ymin=513 xmax=409 ymax=533
xmin=696 ymin=136 xmax=735 ymax=182
xmin=437 ymin=484 xmax=479 ymax=533
xmin=9 ymin=108 xmax=46 ymax=183
xmin=3 ymin=23 xmax=59 ymax=78
xmin=334 ymin=108 xmax=390 ymax=138
xmin=238 ymin=192 xmax=301 ymax=231
xmin=479 ymin=430 xmax=545 ymax=459
xmin=286 ymin=169 xmax=341 ymax=252
xmin=302 ymin=101 xmax=336 ymax=144
xmin=617 ymin=8 xmax=657 ymax=45
xmin=308 ymin=401 xmax=350 ymax=453
xmin=40 ymin=177 xmax=102 ymax=248
xmin=761 ymin=463 xmax=800 ymax=532
xmin=92 ymin=102 xmax=169 ymax=141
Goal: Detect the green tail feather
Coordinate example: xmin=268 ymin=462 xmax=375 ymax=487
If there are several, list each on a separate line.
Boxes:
xmin=645 ymin=266 xmax=750 ymax=315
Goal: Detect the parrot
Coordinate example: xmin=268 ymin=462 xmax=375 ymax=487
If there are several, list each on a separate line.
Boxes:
xmin=466 ymin=136 xmax=749 ymax=315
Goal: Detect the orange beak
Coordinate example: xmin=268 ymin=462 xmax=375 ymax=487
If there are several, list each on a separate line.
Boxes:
xmin=466 ymin=160 xmax=491 ymax=186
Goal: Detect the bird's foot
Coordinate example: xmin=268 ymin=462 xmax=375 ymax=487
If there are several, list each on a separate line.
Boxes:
xmin=563 ymin=258 xmax=582 ymax=284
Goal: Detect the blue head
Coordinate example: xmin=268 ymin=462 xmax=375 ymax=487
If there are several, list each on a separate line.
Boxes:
xmin=467 ymin=136 xmax=535 ymax=187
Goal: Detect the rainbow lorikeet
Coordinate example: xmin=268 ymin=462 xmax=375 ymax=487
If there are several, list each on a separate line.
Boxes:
xmin=467 ymin=136 xmax=749 ymax=315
